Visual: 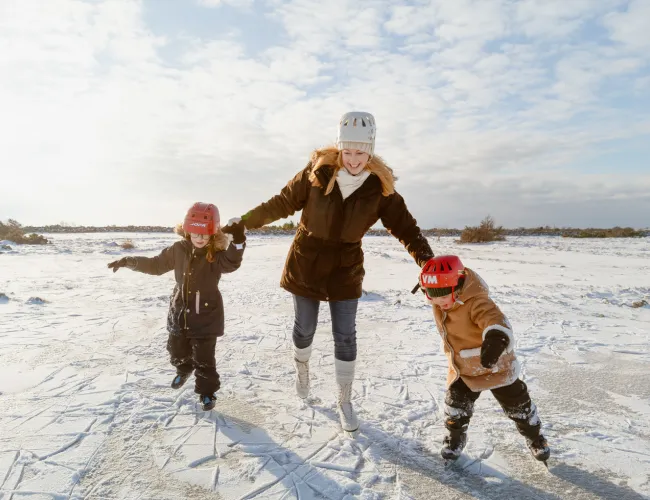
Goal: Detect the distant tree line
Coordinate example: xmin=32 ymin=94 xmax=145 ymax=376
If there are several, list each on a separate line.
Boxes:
xmin=10 ymin=217 xmax=648 ymax=246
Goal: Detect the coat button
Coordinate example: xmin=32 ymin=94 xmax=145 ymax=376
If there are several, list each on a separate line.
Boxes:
xmin=186 ymin=308 xmax=190 ymax=313
xmin=204 ymin=302 xmax=208 ymax=306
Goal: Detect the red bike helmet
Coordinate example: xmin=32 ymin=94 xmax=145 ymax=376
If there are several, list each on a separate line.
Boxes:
xmin=182 ymin=202 xmax=220 ymax=235
xmin=419 ymin=255 xmax=466 ymax=298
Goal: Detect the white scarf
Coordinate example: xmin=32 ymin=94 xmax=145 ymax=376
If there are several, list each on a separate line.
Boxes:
xmin=336 ymin=168 xmax=371 ymax=200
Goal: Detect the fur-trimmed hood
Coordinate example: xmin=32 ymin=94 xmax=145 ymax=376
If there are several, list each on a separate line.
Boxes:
xmin=308 ymin=146 xmax=396 ymax=197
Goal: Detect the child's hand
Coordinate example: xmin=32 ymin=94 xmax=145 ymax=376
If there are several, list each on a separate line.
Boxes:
xmin=107 ymin=257 xmax=135 ymax=273
xmin=480 ymin=330 xmax=509 ymax=368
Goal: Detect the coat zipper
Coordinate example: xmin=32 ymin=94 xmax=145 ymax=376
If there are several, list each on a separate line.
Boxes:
xmin=440 ymin=310 xmax=460 ymax=382
xmin=195 ymin=290 xmax=200 ymax=315
xmin=183 ymin=250 xmax=193 ymax=331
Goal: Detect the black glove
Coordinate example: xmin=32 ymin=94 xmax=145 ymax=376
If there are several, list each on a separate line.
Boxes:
xmin=107 ymin=257 xmax=136 ymax=273
xmin=222 ymin=220 xmax=246 ymax=244
xmin=480 ymin=329 xmax=510 ymax=368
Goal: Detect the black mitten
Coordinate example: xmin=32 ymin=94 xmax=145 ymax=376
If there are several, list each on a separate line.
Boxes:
xmin=230 ymin=221 xmax=246 ymax=244
xmin=223 ymin=220 xmax=246 ymax=244
xmin=480 ymin=329 xmax=510 ymax=368
xmin=107 ymin=257 xmax=136 ymax=273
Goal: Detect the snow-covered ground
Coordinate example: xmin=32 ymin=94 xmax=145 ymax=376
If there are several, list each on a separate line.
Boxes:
xmin=1 ymin=233 xmax=649 ymax=500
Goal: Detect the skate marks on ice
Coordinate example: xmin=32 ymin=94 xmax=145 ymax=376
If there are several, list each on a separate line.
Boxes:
xmin=149 ymin=394 xmax=371 ymax=500
xmin=360 ymin=425 xmax=650 ymax=500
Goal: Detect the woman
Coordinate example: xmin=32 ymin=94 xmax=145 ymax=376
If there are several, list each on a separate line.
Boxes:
xmin=224 ymin=112 xmax=434 ymax=433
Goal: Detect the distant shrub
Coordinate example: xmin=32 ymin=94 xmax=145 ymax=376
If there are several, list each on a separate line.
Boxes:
xmin=459 ymin=216 xmax=505 ymax=243
xmin=120 ymin=239 xmax=135 ymax=250
xmin=562 ymin=227 xmax=644 ymax=238
xmin=0 ymin=220 xmax=48 ymax=245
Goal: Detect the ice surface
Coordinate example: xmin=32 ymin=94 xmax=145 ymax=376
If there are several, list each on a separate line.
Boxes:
xmin=0 ymin=233 xmax=648 ymax=499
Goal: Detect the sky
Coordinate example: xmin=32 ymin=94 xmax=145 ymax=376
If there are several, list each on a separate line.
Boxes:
xmin=0 ymin=0 xmax=649 ymax=229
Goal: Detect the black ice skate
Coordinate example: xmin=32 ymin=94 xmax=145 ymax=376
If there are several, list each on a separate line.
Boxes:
xmin=200 ymin=394 xmax=216 ymax=411
xmin=171 ymin=372 xmax=191 ymax=389
xmin=441 ymin=430 xmax=467 ymax=461
xmin=526 ymin=434 xmax=550 ymax=463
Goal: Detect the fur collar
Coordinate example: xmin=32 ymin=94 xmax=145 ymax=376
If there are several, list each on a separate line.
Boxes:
xmin=308 ymin=146 xmax=396 ymax=197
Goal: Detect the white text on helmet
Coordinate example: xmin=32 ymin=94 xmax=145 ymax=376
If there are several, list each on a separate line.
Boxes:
xmin=422 ymin=275 xmax=438 ymax=285
xmin=190 ymin=222 xmax=207 ymax=227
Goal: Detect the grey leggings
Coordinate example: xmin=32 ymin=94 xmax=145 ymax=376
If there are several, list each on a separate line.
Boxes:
xmin=292 ymin=294 xmax=358 ymax=361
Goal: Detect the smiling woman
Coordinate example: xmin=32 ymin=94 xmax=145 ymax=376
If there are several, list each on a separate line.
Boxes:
xmin=221 ymin=111 xmax=434 ymax=435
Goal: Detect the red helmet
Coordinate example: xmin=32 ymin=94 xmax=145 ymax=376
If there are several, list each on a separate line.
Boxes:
xmin=420 ymin=255 xmax=465 ymax=289
xmin=182 ymin=202 xmax=220 ymax=235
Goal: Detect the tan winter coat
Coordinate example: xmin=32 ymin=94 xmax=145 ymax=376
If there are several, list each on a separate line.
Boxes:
xmin=432 ymin=268 xmax=519 ymax=392
xmin=242 ymin=147 xmax=433 ymax=301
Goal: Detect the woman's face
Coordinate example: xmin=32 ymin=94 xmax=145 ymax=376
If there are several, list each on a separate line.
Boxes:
xmin=190 ymin=232 xmax=210 ymax=248
xmin=341 ymin=149 xmax=370 ymax=176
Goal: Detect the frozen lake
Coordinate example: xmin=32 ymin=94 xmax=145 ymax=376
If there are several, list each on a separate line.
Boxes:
xmin=0 ymin=232 xmax=649 ymax=499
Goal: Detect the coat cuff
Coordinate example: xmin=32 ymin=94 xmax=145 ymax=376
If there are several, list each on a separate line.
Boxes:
xmin=482 ymin=324 xmax=515 ymax=353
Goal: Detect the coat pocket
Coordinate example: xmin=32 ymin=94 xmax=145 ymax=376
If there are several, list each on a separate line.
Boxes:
xmin=286 ymin=243 xmax=317 ymax=286
xmin=457 ymin=347 xmax=497 ymax=377
xmin=457 ymin=347 xmax=515 ymax=377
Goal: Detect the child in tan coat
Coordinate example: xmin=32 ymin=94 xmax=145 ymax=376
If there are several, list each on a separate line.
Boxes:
xmin=418 ymin=255 xmax=550 ymax=463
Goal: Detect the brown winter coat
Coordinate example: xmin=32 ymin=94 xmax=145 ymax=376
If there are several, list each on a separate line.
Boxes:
xmin=432 ymin=268 xmax=519 ymax=392
xmin=242 ymin=148 xmax=433 ymax=301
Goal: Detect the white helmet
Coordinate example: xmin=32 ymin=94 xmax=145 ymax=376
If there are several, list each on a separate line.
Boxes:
xmin=337 ymin=111 xmax=376 ymax=156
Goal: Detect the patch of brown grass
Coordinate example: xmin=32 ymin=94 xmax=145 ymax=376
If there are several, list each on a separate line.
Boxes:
xmin=0 ymin=220 xmax=48 ymax=245
xmin=459 ymin=215 xmax=505 ymax=243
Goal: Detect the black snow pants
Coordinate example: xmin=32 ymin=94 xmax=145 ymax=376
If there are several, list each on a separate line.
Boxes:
xmin=166 ymin=333 xmax=220 ymax=396
xmin=444 ymin=378 xmax=542 ymax=439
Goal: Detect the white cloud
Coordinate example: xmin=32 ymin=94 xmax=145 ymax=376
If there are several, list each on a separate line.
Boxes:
xmin=0 ymin=0 xmax=648 ymax=228
xmin=603 ymin=0 xmax=650 ymax=52
xmin=197 ymin=0 xmax=255 ymax=9
xmin=268 ymin=0 xmax=390 ymax=54
xmin=513 ymin=0 xmax=623 ymax=38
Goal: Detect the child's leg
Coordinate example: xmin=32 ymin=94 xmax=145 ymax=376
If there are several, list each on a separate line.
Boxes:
xmin=491 ymin=379 xmax=541 ymax=439
xmin=166 ymin=333 xmax=193 ymax=375
xmin=191 ymin=337 xmax=220 ymax=395
xmin=441 ymin=378 xmax=480 ymax=459
xmin=445 ymin=378 xmax=481 ymax=431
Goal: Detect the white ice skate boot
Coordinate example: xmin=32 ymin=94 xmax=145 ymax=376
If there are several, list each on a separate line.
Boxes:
xmin=335 ymin=359 xmax=359 ymax=434
xmin=293 ymin=345 xmax=312 ymax=399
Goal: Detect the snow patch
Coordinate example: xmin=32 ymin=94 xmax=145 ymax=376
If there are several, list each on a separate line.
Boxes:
xmin=360 ymin=290 xmax=384 ymax=302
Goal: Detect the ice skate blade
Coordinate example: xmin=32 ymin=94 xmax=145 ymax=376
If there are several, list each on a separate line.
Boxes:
xmin=343 ymin=428 xmax=359 ymax=438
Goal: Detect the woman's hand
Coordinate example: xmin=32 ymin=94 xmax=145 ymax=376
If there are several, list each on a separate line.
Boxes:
xmin=222 ymin=217 xmax=246 ymax=244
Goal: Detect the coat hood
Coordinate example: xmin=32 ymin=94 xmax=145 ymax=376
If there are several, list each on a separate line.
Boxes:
xmin=456 ymin=268 xmax=490 ymax=303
